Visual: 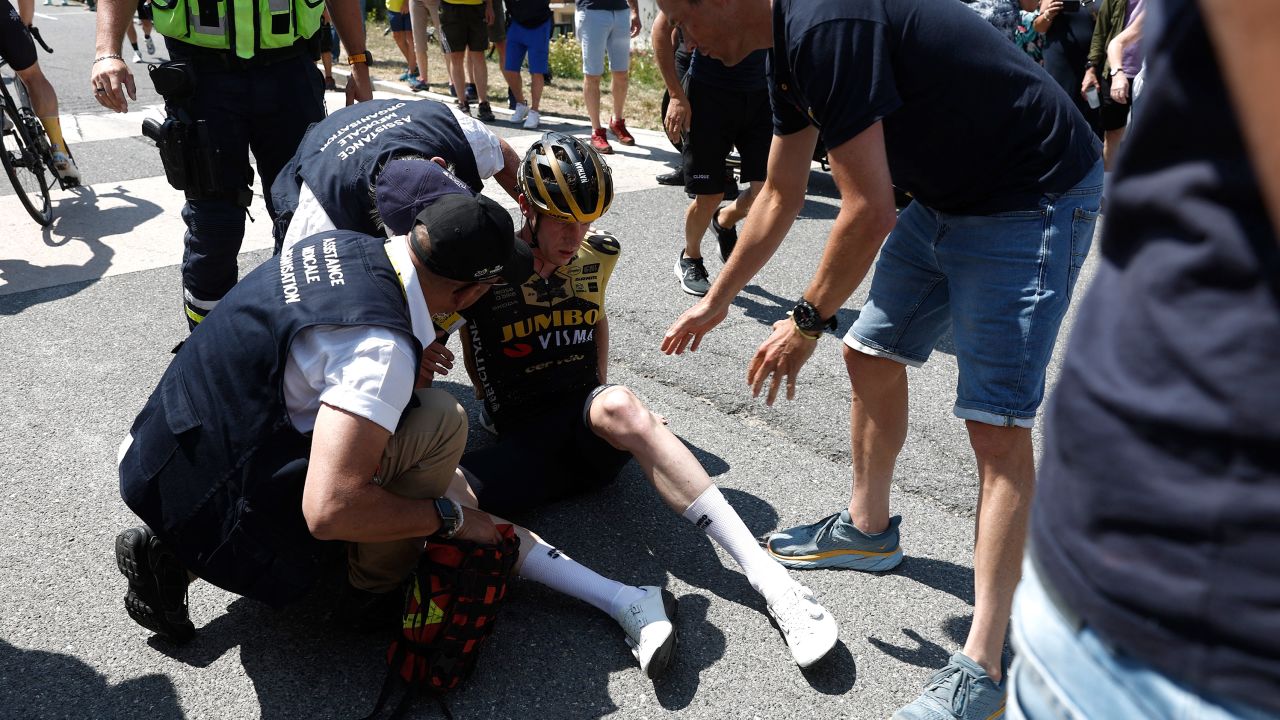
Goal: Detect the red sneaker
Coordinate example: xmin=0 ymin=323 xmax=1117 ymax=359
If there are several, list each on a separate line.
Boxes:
xmin=609 ymin=117 xmax=635 ymax=146
xmin=590 ymin=127 xmax=614 ymax=154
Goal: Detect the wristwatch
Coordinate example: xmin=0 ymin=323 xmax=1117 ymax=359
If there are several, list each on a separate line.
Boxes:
xmin=347 ymin=51 xmax=372 ymax=65
xmin=432 ymin=497 xmax=464 ymax=539
xmin=1108 ymin=67 xmax=1124 ymax=77
xmin=790 ymin=298 xmax=837 ymax=335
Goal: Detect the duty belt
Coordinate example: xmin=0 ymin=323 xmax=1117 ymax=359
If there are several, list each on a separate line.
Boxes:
xmin=166 ymin=37 xmax=311 ymax=71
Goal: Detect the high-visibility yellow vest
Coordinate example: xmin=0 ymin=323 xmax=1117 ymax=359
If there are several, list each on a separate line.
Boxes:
xmin=151 ymin=0 xmax=325 ymax=59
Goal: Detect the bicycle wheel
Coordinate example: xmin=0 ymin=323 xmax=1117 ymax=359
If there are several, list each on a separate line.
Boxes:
xmin=1 ymin=100 xmax=52 ymax=226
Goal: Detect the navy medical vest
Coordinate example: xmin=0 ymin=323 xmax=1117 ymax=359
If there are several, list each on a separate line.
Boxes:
xmin=271 ymin=100 xmax=482 ymax=238
xmin=119 ymin=232 xmax=421 ymax=606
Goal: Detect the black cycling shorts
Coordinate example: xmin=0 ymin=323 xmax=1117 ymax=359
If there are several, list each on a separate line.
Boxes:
xmin=136 ymin=1 xmax=153 ymax=21
xmin=461 ymin=385 xmax=633 ymax=518
xmin=683 ymin=77 xmax=771 ymax=195
xmin=0 ymin=5 xmax=37 ymax=73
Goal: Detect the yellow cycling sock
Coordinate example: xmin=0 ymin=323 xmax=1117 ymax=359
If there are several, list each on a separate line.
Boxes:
xmin=39 ymin=116 xmax=68 ymax=155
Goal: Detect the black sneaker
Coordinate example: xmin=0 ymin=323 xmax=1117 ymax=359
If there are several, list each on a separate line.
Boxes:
xmin=476 ymin=102 xmax=495 ymax=122
xmin=465 ymin=83 xmax=478 ymax=103
xmin=116 ymin=526 xmax=195 ymax=644
xmin=675 ymin=251 xmax=711 ymax=296
xmin=656 ymin=168 xmax=683 ymax=186
xmin=448 ymin=83 xmax=458 ymax=98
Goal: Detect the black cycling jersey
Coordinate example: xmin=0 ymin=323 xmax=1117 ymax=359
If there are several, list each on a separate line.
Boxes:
xmin=462 ymin=231 xmax=621 ymax=429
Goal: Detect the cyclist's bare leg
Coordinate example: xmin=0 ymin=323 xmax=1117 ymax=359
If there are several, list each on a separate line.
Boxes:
xmin=15 ymin=63 xmax=78 ymax=180
xmin=586 ymin=385 xmax=797 ymax=598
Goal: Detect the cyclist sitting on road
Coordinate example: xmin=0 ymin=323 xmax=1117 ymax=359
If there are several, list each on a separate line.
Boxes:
xmin=1 ymin=0 xmax=80 ymax=182
xmin=455 ymin=132 xmax=841 ymax=674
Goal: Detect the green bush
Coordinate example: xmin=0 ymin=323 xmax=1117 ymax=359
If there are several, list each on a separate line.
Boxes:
xmin=548 ymin=34 xmax=584 ymax=81
xmin=545 ymin=34 xmax=664 ymax=90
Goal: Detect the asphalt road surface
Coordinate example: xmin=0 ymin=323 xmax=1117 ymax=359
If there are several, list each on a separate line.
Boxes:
xmin=1 ymin=10 xmax=1100 ymax=719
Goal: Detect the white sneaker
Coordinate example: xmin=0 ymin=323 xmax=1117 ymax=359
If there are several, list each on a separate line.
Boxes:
xmin=132 ymin=50 xmax=144 ymax=63
xmin=145 ymin=36 xmax=155 ymax=54
xmin=510 ymin=102 xmax=529 ymax=123
xmin=610 ymin=586 xmax=678 ymax=679
xmin=52 ymin=151 xmax=81 ymax=185
xmin=523 ymin=109 xmax=540 ymax=130
xmin=766 ymin=583 xmax=838 ymax=668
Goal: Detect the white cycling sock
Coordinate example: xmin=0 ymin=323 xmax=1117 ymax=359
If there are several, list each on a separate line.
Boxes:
xmin=519 ymin=537 xmax=645 ymax=616
xmin=683 ymin=485 xmax=794 ymax=601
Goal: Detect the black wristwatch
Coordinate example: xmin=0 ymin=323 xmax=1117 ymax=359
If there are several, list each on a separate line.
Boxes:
xmin=790 ymin=298 xmax=837 ymax=335
xmin=432 ymin=497 xmax=464 ymax=539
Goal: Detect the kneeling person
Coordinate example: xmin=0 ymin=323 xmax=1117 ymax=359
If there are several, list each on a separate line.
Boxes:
xmin=458 ymin=132 xmax=840 ymax=669
xmin=114 ymin=190 xmax=533 ymax=642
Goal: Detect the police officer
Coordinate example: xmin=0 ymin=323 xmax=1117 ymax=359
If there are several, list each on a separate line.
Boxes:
xmin=90 ymin=0 xmax=374 ymax=329
xmin=271 ymin=97 xmax=523 ymax=253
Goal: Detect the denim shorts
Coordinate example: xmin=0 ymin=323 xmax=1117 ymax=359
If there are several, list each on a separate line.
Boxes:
xmin=845 ymin=160 xmax=1103 ymax=428
xmin=575 ymin=8 xmax=630 ymax=75
xmin=1009 ymin=558 xmax=1279 ymax=720
xmin=388 ymin=10 xmax=411 ymax=32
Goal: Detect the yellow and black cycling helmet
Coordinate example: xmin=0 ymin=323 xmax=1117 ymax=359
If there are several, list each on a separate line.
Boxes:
xmin=518 ymin=131 xmax=614 ymax=223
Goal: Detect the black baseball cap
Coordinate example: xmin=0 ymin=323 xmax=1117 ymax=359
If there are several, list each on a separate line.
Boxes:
xmin=410 ymin=193 xmax=533 ymax=285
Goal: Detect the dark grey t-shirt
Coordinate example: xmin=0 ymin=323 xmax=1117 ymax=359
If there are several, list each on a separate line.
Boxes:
xmin=1033 ymin=0 xmax=1280 ymax=710
xmin=769 ymin=0 xmax=1099 ymax=214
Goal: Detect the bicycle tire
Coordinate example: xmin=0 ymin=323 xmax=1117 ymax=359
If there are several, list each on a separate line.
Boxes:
xmin=1 ymin=99 xmax=53 ymax=226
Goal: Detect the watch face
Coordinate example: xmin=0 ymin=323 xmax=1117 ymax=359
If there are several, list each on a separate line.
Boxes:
xmin=792 ymin=301 xmax=822 ymax=332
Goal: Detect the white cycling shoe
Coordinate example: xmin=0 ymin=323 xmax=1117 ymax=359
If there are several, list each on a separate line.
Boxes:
xmin=766 ymin=583 xmax=838 ymax=667
xmin=611 ymin=586 xmax=678 ymax=679
xmin=52 ymin=151 xmax=81 ymax=185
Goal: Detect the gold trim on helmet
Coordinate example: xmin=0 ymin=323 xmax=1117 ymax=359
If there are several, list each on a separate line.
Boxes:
xmin=520 ymin=138 xmax=613 ymax=223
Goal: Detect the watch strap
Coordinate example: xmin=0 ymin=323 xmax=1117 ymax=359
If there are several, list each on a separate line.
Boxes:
xmin=347 ymin=52 xmax=370 ymax=65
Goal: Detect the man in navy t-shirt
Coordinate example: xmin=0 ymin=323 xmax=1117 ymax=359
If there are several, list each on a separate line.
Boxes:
xmin=660 ymin=0 xmax=1101 ymax=717
xmin=1009 ymin=0 xmax=1280 ymax=716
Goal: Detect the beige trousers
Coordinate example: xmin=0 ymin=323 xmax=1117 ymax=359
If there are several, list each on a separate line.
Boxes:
xmin=347 ymin=388 xmax=467 ymax=592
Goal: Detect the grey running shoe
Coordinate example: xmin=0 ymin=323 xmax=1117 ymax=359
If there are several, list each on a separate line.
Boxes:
xmin=116 ymin=526 xmax=195 ymax=644
xmin=711 ymin=206 xmax=737 ymax=262
xmin=893 ymin=652 xmax=1007 ymax=720
xmin=145 ymin=36 xmax=155 ymax=54
xmin=766 ymin=511 xmax=903 ymax=571
xmin=675 ymin=251 xmax=711 ymax=297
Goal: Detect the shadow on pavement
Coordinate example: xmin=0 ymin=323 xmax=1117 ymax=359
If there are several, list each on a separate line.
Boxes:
xmin=866 ymin=627 xmax=951 ymax=670
xmin=897 ymin=556 xmax=974 ymax=606
xmin=733 ymin=284 xmax=863 ymax=334
xmin=0 ymin=638 xmax=184 ymax=720
xmin=0 ymin=236 xmax=113 ymax=314
xmin=47 ymin=185 xmax=163 ymax=244
xmin=799 ymin=639 xmax=857 ymax=695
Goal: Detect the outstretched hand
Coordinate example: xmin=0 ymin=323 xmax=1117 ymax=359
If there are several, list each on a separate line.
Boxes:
xmin=746 ymin=319 xmax=818 ymax=405
xmin=661 ymin=300 xmax=729 ymax=355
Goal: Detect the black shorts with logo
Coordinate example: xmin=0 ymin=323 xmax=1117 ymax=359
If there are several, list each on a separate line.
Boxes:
xmin=0 ymin=5 xmax=37 ymax=72
xmin=683 ymin=76 xmax=771 ymax=195
xmin=461 ymin=385 xmax=633 ymax=518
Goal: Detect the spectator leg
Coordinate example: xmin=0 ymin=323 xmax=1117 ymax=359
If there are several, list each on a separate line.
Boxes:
xmin=609 ymin=69 xmax=628 ymax=122
xmin=584 ymin=74 xmax=603 ymax=130
xmin=683 ymin=192 xmax=724 ymax=259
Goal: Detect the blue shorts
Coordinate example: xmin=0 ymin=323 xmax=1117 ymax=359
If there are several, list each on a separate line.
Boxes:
xmin=845 ymin=160 xmax=1103 ymax=428
xmin=388 ymin=10 xmax=411 ymax=32
xmin=504 ymin=19 xmax=551 ymax=75
xmin=575 ymin=8 xmax=630 ymax=76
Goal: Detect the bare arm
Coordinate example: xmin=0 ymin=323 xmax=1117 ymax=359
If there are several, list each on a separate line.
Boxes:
xmin=91 ymin=0 xmax=140 ymax=112
xmin=595 ymin=317 xmax=609 ymax=384
xmin=744 ymin=122 xmax=898 ymax=405
xmin=651 ymin=11 xmax=690 ymax=137
xmin=302 ymin=404 xmax=444 ymax=541
xmin=627 ymin=0 xmax=641 ymax=38
xmin=1202 ymin=0 xmax=1280 ymax=237
xmin=17 ymin=0 xmax=34 ymax=25
xmin=661 ymin=125 xmax=819 ymax=354
xmin=326 ymin=0 xmax=372 ymax=103
xmin=493 ymin=138 xmax=522 ymax=202
xmin=1106 ymin=8 xmax=1143 ymax=69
